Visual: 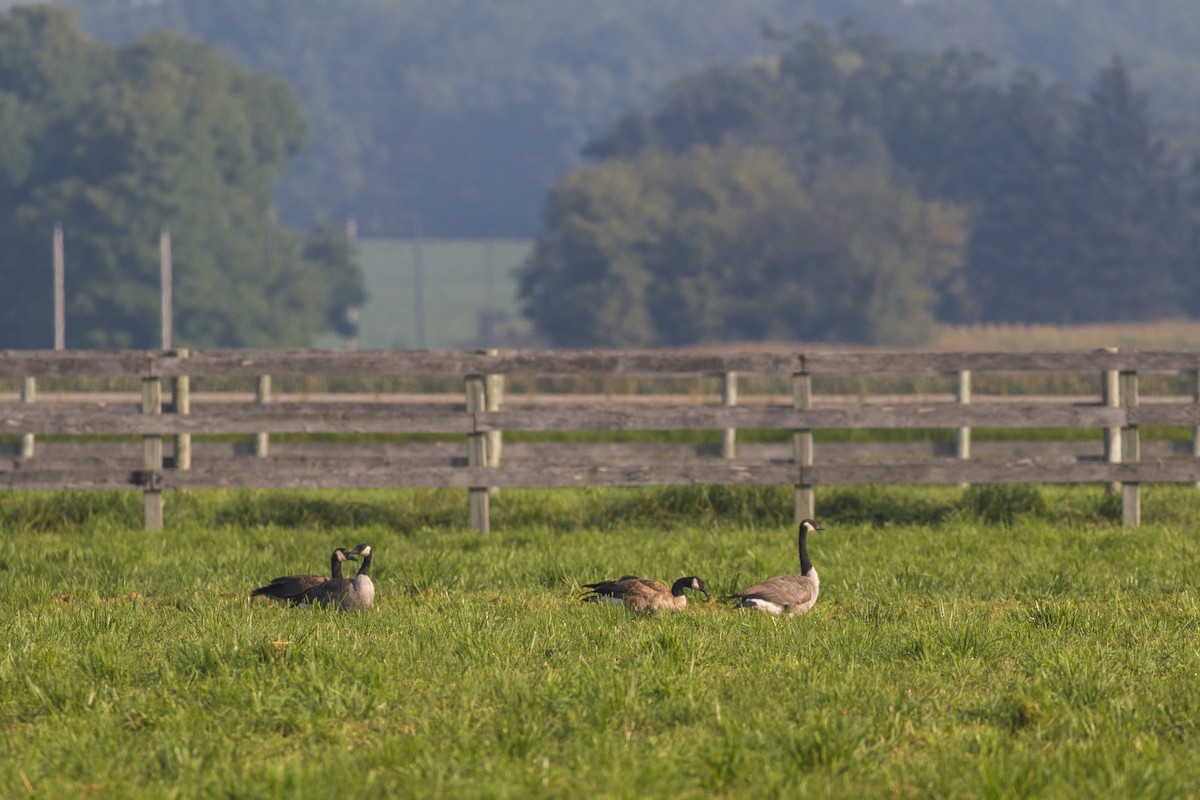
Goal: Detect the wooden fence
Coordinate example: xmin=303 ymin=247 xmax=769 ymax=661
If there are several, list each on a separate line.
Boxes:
xmin=4 ymin=347 xmax=1200 ymax=531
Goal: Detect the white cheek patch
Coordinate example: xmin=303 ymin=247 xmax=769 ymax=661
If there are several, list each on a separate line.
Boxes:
xmin=742 ymin=598 xmax=785 ymax=615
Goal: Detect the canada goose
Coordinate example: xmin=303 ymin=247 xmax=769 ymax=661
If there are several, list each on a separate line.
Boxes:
xmin=295 ymin=542 xmax=376 ymax=611
xmin=251 ymin=547 xmax=358 ymax=605
xmin=581 ymin=575 xmax=710 ymax=614
xmin=733 ymin=518 xmax=824 ymax=615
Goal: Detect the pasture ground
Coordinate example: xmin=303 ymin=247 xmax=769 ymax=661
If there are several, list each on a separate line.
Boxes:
xmin=318 ymin=238 xmax=533 ymax=350
xmin=2 ymin=484 xmax=1199 ymax=798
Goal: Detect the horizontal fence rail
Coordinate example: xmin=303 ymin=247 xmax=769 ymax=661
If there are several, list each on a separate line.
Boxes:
xmin=6 ymin=347 xmax=1200 ymax=378
xmin=3 ymin=347 xmax=1199 ymax=529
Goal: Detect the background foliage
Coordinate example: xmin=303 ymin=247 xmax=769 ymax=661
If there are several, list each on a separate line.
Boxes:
xmin=520 ymin=146 xmax=965 ymax=346
xmin=39 ymin=0 xmax=1200 ymax=239
xmin=5 ymin=1 xmax=1200 ymax=347
xmin=0 ymin=7 xmax=364 ymax=348
xmin=523 ymin=26 xmax=1200 ymax=345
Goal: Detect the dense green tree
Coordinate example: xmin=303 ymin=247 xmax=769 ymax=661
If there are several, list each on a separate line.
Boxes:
xmin=519 ymin=147 xmax=965 ymax=346
xmin=1050 ymin=57 xmax=1189 ymax=322
xmin=955 ymin=71 xmax=1077 ymax=322
xmin=965 ymin=57 xmax=1189 ymax=324
xmin=0 ymin=7 xmax=362 ymax=348
xmin=578 ymin=24 xmax=1199 ymax=331
xmin=303 ymin=222 xmax=367 ymax=338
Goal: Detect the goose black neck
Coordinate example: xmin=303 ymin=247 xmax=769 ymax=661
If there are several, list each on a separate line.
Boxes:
xmin=330 ymin=553 xmax=345 ymax=580
xmin=670 ymin=577 xmax=690 ymax=597
xmin=797 ymin=526 xmax=813 ymax=576
xmin=356 ymin=552 xmax=372 ymax=578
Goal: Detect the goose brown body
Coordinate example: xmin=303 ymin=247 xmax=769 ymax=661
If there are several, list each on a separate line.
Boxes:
xmin=581 ymin=575 xmax=709 ymax=614
xmin=734 ymin=519 xmax=824 ymax=616
xmin=296 ymin=543 xmax=376 ymax=611
xmin=251 ymin=547 xmax=355 ymax=605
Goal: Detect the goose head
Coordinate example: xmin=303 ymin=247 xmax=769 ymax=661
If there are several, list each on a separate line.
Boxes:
xmin=672 ymin=576 xmax=711 ymax=600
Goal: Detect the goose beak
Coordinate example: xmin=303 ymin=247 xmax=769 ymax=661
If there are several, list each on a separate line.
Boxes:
xmin=343 ymin=550 xmax=361 ymax=561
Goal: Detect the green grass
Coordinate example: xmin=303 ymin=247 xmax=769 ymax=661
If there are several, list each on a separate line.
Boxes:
xmin=2 ymin=484 xmax=1200 ymax=797
xmin=317 ymin=237 xmax=533 ymax=350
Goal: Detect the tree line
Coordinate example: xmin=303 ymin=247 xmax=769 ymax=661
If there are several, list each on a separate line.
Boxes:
xmin=59 ymin=0 xmax=1200 ymax=240
xmin=519 ymin=25 xmax=1200 ymax=346
xmin=4 ymin=5 xmax=1200 ymax=348
xmin=0 ymin=7 xmax=363 ymax=349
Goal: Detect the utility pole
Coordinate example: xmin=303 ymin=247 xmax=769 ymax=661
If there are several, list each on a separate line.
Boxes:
xmin=53 ymin=223 xmax=65 ymax=350
xmin=160 ymin=227 xmax=172 ymax=350
xmin=484 ymin=236 xmax=496 ymax=349
xmin=411 ymin=215 xmax=426 ymax=349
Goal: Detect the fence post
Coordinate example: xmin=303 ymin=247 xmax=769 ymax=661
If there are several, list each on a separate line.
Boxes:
xmin=1102 ymin=348 xmax=1121 ymax=494
xmin=1119 ymin=369 xmax=1139 ymax=528
xmin=19 ymin=377 xmax=36 ymax=458
xmin=254 ymin=375 xmax=271 ymax=457
xmin=793 ymin=365 xmax=814 ymax=523
xmin=1192 ymin=369 xmax=1200 ymax=490
xmin=955 ymin=369 xmax=971 ymax=487
xmin=142 ymin=375 xmax=164 ymax=531
xmin=172 ymin=348 xmax=191 ymax=470
xmin=465 ymin=373 xmax=490 ymax=533
xmin=722 ymin=371 xmax=738 ymax=460
xmin=482 ymin=349 xmax=504 ymax=498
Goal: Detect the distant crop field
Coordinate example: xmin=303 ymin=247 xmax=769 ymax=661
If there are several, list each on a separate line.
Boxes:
xmin=318 ymin=238 xmax=533 ymax=350
xmin=928 ymin=319 xmax=1200 ymax=350
xmin=3 ymin=484 xmax=1200 ymax=797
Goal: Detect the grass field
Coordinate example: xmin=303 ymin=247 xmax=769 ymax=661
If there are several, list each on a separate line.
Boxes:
xmin=319 ymin=238 xmax=534 ymax=350
xmin=2 ymin=484 xmax=1199 ymax=797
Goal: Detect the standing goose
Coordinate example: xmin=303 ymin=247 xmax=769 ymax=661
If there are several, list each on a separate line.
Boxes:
xmin=296 ymin=542 xmax=376 ymax=611
xmin=733 ymin=518 xmax=824 ymax=615
xmin=581 ymin=575 xmax=710 ymax=614
xmin=251 ymin=547 xmax=358 ymax=605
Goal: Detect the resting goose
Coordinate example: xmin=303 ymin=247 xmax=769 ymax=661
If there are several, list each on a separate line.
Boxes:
xmin=251 ymin=547 xmax=357 ymax=605
xmin=296 ymin=542 xmax=376 ymax=611
xmin=734 ymin=518 xmax=824 ymax=615
xmin=581 ymin=575 xmax=710 ymax=614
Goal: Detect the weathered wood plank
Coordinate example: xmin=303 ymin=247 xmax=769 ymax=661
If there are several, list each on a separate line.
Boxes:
xmin=803 ymin=460 xmax=1200 ymax=484
xmin=6 ymin=438 xmax=1171 ymax=472
xmin=0 ymin=350 xmax=158 ymax=378
xmin=0 ymin=400 xmax=1126 ymax=435
xmin=8 ymin=348 xmax=1200 ymax=380
xmin=151 ymin=461 xmax=799 ymax=490
xmin=0 ymin=402 xmax=471 ymax=435
xmin=146 ymin=349 xmax=805 ymax=377
xmin=0 ymin=348 xmax=798 ymax=378
xmin=1130 ymin=404 xmax=1200 ymax=425
xmin=801 ymin=350 xmax=1200 ymax=375
xmin=0 ymin=470 xmax=144 ymax=490
xmin=6 ymin=456 xmax=1200 ymax=492
xmin=476 ymin=403 xmax=1126 ymax=432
